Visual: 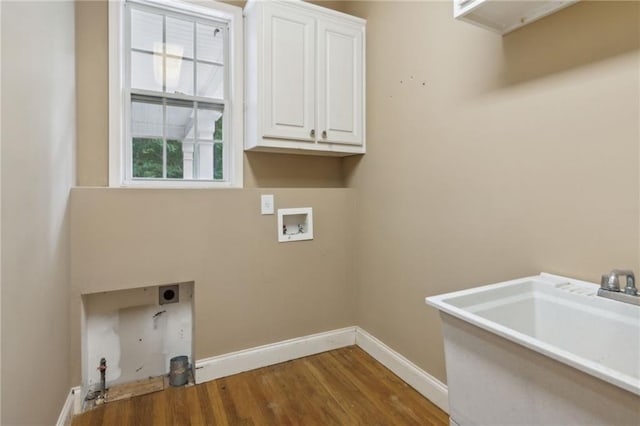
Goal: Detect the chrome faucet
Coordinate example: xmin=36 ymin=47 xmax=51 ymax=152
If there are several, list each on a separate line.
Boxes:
xmin=598 ymin=269 xmax=639 ymax=305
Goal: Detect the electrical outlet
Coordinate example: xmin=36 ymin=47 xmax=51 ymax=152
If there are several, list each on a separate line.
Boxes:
xmin=261 ymin=194 xmax=274 ymax=215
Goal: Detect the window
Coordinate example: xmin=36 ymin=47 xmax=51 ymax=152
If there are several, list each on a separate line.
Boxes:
xmin=109 ymin=0 xmax=243 ymax=187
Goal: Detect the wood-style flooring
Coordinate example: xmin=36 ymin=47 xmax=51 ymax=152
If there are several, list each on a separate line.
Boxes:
xmin=73 ymin=345 xmax=448 ymax=426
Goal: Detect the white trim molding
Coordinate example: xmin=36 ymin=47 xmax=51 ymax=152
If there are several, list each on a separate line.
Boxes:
xmin=61 ymin=327 xmax=449 ymax=421
xmin=355 ymin=327 xmax=449 ymax=414
xmin=56 ymin=386 xmax=82 ymax=426
xmin=194 ymin=326 xmax=449 ymax=414
xmin=195 ymin=327 xmax=357 ymax=383
xmin=108 ymin=0 xmax=124 ymax=187
xmin=108 ymin=0 xmax=244 ymax=188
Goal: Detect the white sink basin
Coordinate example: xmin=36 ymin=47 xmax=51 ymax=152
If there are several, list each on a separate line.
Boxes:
xmin=427 ymin=273 xmax=640 ymax=425
xmin=428 ymin=273 xmax=639 ymax=394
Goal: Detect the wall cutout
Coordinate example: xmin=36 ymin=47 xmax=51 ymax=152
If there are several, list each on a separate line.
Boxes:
xmin=82 ymin=282 xmax=194 ymax=397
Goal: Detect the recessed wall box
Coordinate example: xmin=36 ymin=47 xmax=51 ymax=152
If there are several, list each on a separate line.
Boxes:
xmin=277 ymin=208 xmax=313 ymax=242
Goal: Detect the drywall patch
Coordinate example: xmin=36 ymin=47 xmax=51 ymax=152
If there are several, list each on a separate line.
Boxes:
xmin=82 ymin=282 xmax=194 ymax=392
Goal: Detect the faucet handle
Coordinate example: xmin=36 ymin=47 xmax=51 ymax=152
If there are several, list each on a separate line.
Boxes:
xmin=624 ymin=275 xmax=638 ymax=295
xmin=601 ymin=274 xmax=620 ymax=292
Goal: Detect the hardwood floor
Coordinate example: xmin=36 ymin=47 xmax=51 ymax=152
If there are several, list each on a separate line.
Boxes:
xmin=73 ymin=346 xmax=448 ymax=426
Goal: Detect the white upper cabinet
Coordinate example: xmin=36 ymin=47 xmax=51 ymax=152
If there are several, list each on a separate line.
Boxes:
xmin=454 ymin=0 xmax=578 ymax=35
xmin=262 ymin=3 xmax=316 ymax=142
xmin=317 ymin=19 xmax=363 ymax=146
xmin=244 ymin=0 xmax=366 ymax=156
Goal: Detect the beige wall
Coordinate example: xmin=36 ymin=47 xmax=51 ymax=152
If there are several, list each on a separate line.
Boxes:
xmin=69 ymin=187 xmax=356 ymax=385
xmin=76 ymin=0 xmax=109 ymax=187
xmin=1 ymin=1 xmax=76 ymax=424
xmin=75 ymin=0 xmax=346 ymax=188
xmin=342 ymin=0 xmax=640 ymax=383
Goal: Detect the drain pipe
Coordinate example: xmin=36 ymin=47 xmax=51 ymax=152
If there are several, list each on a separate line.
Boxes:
xmin=98 ymin=358 xmax=107 ymax=402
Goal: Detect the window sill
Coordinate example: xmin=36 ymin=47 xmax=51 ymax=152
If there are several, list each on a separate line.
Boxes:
xmin=118 ymin=179 xmax=241 ymax=189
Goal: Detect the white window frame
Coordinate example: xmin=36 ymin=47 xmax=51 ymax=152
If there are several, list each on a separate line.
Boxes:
xmin=109 ymin=0 xmax=243 ymax=188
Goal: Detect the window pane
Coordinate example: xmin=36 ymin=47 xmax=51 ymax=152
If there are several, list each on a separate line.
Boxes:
xmin=131 ymin=100 xmax=163 ymax=179
xmin=132 ymin=138 xmax=163 ymax=178
xmin=197 ymin=108 xmax=223 ymax=180
xmin=197 ymin=24 xmax=224 ymax=63
xmin=197 ymin=107 xmax=222 ymax=141
xmin=166 ymin=140 xmax=184 ymax=179
xmin=131 ymin=51 xmax=163 ymax=92
xmin=214 ymin=114 xmax=223 ymax=141
xmin=214 ymin=142 xmax=223 ymax=180
xmin=166 ymin=103 xmax=194 ymax=179
xmin=131 ymin=9 xmax=162 ymax=51
xmin=166 ymin=17 xmax=194 ymax=59
xmin=197 ymin=63 xmax=223 ymax=99
xmin=131 ymin=100 xmax=163 ymax=138
xmin=166 ymin=103 xmax=194 ymax=140
xmin=195 ymin=143 xmax=214 ymax=180
xmin=166 ymin=57 xmax=193 ymax=96
xmin=127 ymin=7 xmax=230 ymax=184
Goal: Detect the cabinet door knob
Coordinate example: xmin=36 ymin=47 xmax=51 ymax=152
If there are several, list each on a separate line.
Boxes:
xmin=322 ymin=130 xmax=327 ymax=139
xmin=310 ymin=129 xmax=315 ymax=138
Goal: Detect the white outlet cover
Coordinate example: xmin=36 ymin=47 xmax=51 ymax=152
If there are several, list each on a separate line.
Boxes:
xmin=261 ymin=194 xmax=274 ymax=215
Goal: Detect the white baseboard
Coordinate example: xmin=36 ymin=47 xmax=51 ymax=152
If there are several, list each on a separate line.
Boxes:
xmin=56 ymin=386 xmax=81 ymax=426
xmin=195 ymin=326 xmax=448 ymax=414
xmin=62 ymin=326 xmax=449 ymax=421
xmin=194 ymin=326 xmax=357 ymax=383
xmin=355 ymin=327 xmax=449 ymax=414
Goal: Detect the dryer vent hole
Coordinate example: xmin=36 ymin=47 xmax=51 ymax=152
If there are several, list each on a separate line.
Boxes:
xmin=159 ymin=284 xmax=180 ymax=305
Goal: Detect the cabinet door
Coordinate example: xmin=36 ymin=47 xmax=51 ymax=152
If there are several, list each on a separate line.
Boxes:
xmin=317 ymin=20 xmax=364 ymax=146
xmin=262 ymin=4 xmax=316 ymax=142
